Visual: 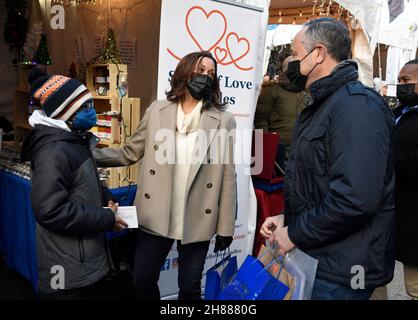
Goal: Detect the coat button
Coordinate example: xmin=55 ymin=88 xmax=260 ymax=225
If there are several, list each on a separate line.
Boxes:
xmin=205 ymin=209 xmax=211 ymax=214
xmin=207 ymin=159 xmax=211 ymax=164
xmin=145 ymin=193 xmax=150 ymax=199
xmin=154 ymin=145 xmax=159 ymax=151
xmin=207 ymin=183 xmax=212 ymax=188
xmin=150 ymin=169 xmax=155 ymax=175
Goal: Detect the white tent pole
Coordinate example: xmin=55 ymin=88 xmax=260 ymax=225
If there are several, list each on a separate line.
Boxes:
xmin=377 ymin=43 xmax=382 ymax=80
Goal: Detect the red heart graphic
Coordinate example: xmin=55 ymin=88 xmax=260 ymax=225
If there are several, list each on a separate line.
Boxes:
xmin=225 ymin=32 xmax=251 ymax=65
xmin=214 ymin=47 xmax=228 ymax=64
xmin=185 ymin=6 xmax=227 ymax=52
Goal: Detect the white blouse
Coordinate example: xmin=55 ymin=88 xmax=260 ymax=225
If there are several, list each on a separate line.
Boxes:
xmin=167 ymin=100 xmax=203 ymax=240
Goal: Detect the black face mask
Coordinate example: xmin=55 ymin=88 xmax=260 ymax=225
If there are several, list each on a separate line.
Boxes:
xmin=397 ymin=83 xmax=418 ymax=107
xmin=286 ymin=48 xmax=318 ymax=91
xmin=187 ymin=73 xmax=214 ymax=101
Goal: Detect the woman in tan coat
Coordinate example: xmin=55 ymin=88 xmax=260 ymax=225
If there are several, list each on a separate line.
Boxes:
xmin=93 ymin=51 xmax=237 ymax=300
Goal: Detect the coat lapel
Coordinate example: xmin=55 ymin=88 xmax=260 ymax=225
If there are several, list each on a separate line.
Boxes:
xmin=159 ymin=100 xmax=177 ymax=132
xmin=186 ymin=107 xmax=220 ymax=194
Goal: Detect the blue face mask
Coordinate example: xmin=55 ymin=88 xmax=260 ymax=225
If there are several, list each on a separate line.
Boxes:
xmin=71 ymin=101 xmax=97 ymax=131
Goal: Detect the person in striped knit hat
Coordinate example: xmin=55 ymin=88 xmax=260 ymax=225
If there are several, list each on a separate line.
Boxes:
xmin=20 ymin=69 xmax=127 ymax=299
xmin=27 ymin=68 xmax=96 ymax=130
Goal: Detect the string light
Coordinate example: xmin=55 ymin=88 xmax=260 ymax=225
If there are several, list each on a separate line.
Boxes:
xmin=299 ymin=10 xmax=303 ymax=17
xmin=277 ymin=11 xmax=282 ymax=23
xmin=327 ymin=0 xmax=333 ymax=16
xmin=313 ymin=0 xmax=317 ymax=16
xmin=53 ymin=0 xmax=97 ymax=4
xmin=76 ymin=0 xmax=96 ymax=5
xmin=293 ymin=18 xmax=296 ymax=25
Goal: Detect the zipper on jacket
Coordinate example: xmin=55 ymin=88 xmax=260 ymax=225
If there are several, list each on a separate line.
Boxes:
xmin=78 ymin=237 xmax=86 ymax=274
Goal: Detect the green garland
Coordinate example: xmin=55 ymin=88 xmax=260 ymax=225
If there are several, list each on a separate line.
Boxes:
xmin=4 ymin=0 xmax=28 ymax=63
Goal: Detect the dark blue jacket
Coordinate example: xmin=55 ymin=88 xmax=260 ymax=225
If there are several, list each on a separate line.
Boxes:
xmin=284 ymin=60 xmax=396 ymax=289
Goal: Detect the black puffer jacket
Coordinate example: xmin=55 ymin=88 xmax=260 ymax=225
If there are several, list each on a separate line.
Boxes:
xmin=284 ymin=60 xmax=396 ymax=289
xmin=21 ymin=124 xmax=116 ymax=294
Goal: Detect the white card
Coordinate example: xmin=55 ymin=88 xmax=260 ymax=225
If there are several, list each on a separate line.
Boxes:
xmin=386 ymin=84 xmax=397 ymax=97
xmin=105 ymin=206 xmax=138 ymax=229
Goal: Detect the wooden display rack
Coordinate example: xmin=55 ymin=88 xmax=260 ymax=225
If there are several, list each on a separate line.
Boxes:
xmin=13 ymin=63 xmax=141 ymax=189
xmin=86 ymin=63 xmax=141 ymax=188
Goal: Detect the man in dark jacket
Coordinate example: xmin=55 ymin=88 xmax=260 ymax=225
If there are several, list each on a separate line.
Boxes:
xmin=260 ymin=18 xmax=395 ymax=300
xmin=21 ymin=69 xmax=127 ymax=299
xmin=393 ymin=59 xmax=418 ymax=299
xmin=254 ymin=56 xmax=308 ymax=147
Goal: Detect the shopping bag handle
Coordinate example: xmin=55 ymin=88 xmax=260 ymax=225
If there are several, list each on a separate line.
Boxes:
xmin=256 ymin=245 xmax=286 ymax=280
xmin=214 ymin=247 xmax=231 ymax=272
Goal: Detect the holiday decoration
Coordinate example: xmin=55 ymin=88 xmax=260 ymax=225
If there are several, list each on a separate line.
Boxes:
xmin=33 ymin=34 xmax=52 ymax=65
xmin=98 ymin=28 xmax=121 ymax=64
xmin=22 ymin=22 xmax=43 ymax=64
xmin=4 ymin=0 xmax=28 ymax=63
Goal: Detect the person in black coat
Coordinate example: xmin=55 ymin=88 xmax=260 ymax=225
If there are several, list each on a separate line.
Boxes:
xmin=393 ymin=58 xmax=418 ymax=299
xmin=260 ymin=18 xmax=395 ymax=300
xmin=21 ymin=69 xmax=127 ymax=299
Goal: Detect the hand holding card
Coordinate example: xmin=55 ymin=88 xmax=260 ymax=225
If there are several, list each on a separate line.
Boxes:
xmin=114 ymin=206 xmax=138 ymax=229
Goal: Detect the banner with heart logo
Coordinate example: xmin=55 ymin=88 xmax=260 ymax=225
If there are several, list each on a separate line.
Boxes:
xmin=157 ymin=0 xmax=264 ymax=299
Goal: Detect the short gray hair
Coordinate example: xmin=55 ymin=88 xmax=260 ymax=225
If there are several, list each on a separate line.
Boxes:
xmin=302 ymin=18 xmax=351 ymax=62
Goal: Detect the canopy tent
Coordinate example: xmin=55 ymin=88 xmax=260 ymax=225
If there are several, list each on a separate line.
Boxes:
xmin=378 ymin=0 xmax=418 ymax=83
xmin=265 ymin=0 xmax=418 ymax=86
xmin=263 ymin=24 xmax=302 ymax=76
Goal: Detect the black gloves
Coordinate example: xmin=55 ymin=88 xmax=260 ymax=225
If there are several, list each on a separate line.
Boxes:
xmin=214 ymin=235 xmax=233 ymax=253
xmin=101 ymin=184 xmax=119 ymax=205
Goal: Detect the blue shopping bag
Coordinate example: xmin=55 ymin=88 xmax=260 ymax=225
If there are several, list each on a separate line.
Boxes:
xmin=204 ymin=254 xmax=238 ymax=300
xmin=218 ymin=254 xmax=289 ymax=300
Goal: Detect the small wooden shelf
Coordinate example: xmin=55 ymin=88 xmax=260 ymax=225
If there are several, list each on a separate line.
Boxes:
xmin=86 ymin=63 xmax=139 ymax=188
xmin=92 ymin=94 xmax=114 ymax=100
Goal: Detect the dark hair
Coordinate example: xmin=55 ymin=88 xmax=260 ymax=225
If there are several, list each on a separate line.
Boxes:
xmin=302 ymin=18 xmax=352 ymax=62
xmin=406 ymin=59 xmax=418 ymax=65
xmin=166 ymin=51 xmax=226 ymax=111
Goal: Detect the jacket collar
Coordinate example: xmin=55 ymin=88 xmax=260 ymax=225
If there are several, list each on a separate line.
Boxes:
xmin=159 ymin=99 xmax=220 ymax=117
xmin=309 ymin=59 xmax=359 ymax=102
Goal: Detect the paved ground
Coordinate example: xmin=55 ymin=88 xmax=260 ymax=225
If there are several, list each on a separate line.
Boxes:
xmin=387 ymin=261 xmax=412 ymax=300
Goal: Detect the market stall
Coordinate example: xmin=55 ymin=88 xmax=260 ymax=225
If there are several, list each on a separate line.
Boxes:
xmin=2 ymin=0 xmax=416 ymax=301
xmin=265 ymin=0 xmax=418 ymax=87
xmin=0 ymin=0 xmax=270 ymax=299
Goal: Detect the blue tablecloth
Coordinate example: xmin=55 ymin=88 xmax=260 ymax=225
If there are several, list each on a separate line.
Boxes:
xmin=0 ymin=169 xmax=137 ymax=292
